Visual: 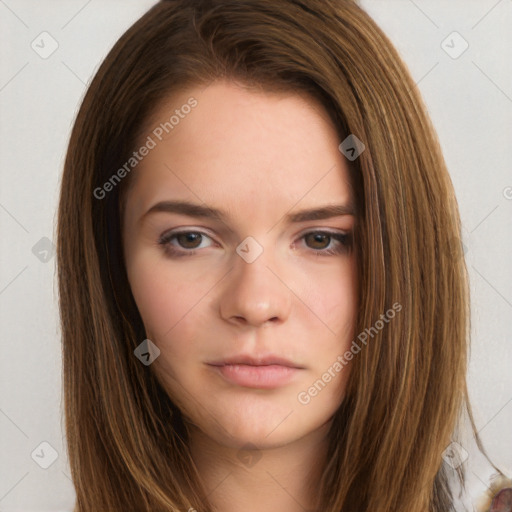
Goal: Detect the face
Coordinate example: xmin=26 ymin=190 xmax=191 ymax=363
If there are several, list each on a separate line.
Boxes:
xmin=122 ymin=80 xmax=358 ymax=450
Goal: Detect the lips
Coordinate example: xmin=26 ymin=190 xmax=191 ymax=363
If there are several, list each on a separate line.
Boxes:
xmin=206 ymin=354 xmax=305 ymax=389
xmin=208 ymin=354 xmax=305 ymax=369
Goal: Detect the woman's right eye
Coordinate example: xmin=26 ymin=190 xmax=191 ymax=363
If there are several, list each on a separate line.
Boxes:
xmin=158 ymin=230 xmax=214 ymax=257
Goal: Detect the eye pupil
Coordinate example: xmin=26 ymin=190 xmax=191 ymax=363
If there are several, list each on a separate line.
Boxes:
xmin=307 ymin=233 xmax=329 ymax=249
xmin=177 ymin=232 xmax=202 ymax=248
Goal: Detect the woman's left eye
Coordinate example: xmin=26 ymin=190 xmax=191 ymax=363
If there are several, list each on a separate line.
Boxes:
xmin=300 ymin=231 xmax=352 ymax=256
xmin=157 ymin=230 xmax=352 ymax=258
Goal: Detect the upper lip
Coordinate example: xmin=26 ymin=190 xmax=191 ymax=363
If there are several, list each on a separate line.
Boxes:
xmin=207 ymin=354 xmax=305 ymax=369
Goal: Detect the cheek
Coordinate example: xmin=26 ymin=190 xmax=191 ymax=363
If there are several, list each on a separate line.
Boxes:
xmin=125 ymin=254 xmax=221 ymax=401
xmin=125 ymin=250 xmax=214 ymax=339
xmin=298 ymin=259 xmax=358 ymax=341
xmin=128 ymin=265 xmax=178 ymax=336
xmin=127 ymin=260 xmax=206 ymax=388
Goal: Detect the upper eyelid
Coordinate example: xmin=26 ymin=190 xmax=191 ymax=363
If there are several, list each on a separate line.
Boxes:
xmin=161 ymin=227 xmax=349 ymax=236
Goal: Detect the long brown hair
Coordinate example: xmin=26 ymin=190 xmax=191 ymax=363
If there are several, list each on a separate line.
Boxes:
xmin=57 ymin=0 xmax=503 ymax=510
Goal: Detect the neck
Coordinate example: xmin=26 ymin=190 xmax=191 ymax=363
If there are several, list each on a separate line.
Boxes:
xmin=188 ymin=421 xmax=332 ymax=512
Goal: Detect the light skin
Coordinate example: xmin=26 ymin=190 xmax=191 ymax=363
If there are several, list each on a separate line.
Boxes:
xmin=122 ymin=79 xmax=358 ymax=512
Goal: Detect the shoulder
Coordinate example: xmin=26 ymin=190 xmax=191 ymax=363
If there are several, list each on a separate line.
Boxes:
xmin=446 ymin=438 xmax=512 ymax=511
xmin=474 ymin=474 xmax=512 ymax=512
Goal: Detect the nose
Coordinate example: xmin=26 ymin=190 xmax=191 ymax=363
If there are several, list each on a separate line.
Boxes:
xmin=219 ymin=245 xmax=292 ymax=328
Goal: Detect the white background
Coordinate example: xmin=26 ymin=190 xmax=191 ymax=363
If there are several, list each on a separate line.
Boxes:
xmin=0 ymin=1 xmax=511 ymax=510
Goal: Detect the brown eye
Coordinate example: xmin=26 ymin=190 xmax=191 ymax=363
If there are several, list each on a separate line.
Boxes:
xmin=158 ymin=230 xmax=214 ymax=257
xmin=300 ymin=231 xmax=351 ymax=256
xmin=175 ymin=232 xmax=203 ymax=249
xmin=304 ymin=232 xmax=331 ymax=250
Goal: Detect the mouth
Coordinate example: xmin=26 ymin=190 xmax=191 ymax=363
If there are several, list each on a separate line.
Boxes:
xmin=206 ymin=354 xmax=305 ymax=389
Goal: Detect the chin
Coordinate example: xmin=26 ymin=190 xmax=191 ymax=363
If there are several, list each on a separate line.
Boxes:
xmin=215 ymin=414 xmax=298 ymax=448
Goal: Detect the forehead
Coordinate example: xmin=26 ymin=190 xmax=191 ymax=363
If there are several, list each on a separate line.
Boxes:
xmin=124 ymin=80 xmax=354 ymax=216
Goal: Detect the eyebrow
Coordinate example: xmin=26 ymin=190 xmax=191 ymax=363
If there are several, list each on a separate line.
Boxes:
xmin=140 ymin=199 xmax=355 ymax=225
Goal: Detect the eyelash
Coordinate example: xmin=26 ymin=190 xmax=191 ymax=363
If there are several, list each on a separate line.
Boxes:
xmin=157 ymin=230 xmax=352 ymax=258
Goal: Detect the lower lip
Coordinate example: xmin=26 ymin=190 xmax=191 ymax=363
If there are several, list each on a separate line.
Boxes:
xmin=208 ymin=364 xmax=301 ymax=389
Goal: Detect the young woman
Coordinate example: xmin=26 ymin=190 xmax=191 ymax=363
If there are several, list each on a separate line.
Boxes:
xmin=56 ymin=0 xmax=510 ymax=510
